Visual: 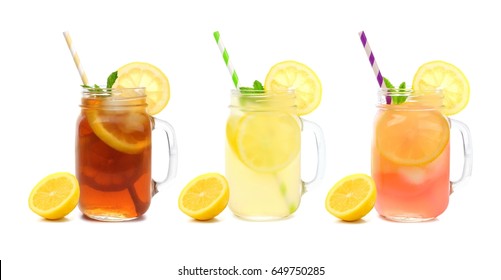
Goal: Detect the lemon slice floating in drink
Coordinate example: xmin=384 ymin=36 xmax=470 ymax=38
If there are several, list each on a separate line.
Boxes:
xmin=325 ymin=173 xmax=376 ymax=222
xmin=226 ymin=114 xmax=244 ymax=156
xmin=376 ymin=109 xmax=450 ymax=166
xmin=86 ymin=109 xmax=151 ymax=154
xmin=28 ymin=172 xmax=80 ymax=220
xmin=86 ymin=62 xmax=170 ymax=154
xmin=234 ymin=112 xmax=300 ymax=173
xmin=178 ymin=173 xmax=230 ymax=221
xmin=412 ymin=60 xmax=470 ymax=116
xmin=264 ymin=60 xmax=322 ymax=116
xmin=114 ymin=62 xmax=171 ymax=115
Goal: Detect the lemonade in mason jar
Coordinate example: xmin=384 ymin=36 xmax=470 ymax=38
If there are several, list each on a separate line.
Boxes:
xmin=224 ymin=59 xmax=328 ymax=220
xmin=213 ymin=30 xmax=325 ymax=220
xmin=226 ymin=90 xmax=303 ymax=218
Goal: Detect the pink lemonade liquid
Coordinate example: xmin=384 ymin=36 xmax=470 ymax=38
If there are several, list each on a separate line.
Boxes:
xmin=372 ymin=100 xmax=451 ymax=222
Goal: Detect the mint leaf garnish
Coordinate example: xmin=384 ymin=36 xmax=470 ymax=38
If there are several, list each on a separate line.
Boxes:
xmin=393 ymin=81 xmax=407 ymax=104
xmin=239 ymin=86 xmax=254 ymax=92
xmin=253 ymin=80 xmax=264 ymax=91
xmin=80 ymin=71 xmax=119 ymax=95
xmin=81 ymin=84 xmax=104 ymax=93
xmin=240 ymin=80 xmax=265 ymax=94
xmin=107 ymin=71 xmax=118 ymax=88
xmin=383 ymin=77 xmax=395 ymax=89
xmin=238 ymin=80 xmax=265 ymax=106
xmin=384 ymin=77 xmax=408 ymax=105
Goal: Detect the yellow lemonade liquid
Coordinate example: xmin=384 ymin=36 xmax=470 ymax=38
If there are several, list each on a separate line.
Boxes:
xmin=226 ymin=92 xmax=302 ymax=220
xmin=372 ymin=92 xmax=451 ymax=222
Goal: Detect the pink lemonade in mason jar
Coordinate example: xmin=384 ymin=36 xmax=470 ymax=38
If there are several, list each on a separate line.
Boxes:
xmin=372 ymin=91 xmax=452 ymax=221
xmin=371 ymin=86 xmax=472 ymax=222
xmin=358 ymin=32 xmax=472 ymax=222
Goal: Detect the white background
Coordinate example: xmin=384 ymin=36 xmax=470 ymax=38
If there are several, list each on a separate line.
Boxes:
xmin=1 ymin=0 xmax=500 ymax=279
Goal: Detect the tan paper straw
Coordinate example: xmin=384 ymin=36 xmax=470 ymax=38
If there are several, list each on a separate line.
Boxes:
xmin=62 ymin=31 xmax=89 ymax=85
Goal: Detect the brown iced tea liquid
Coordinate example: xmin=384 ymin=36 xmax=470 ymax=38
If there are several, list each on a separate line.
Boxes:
xmin=76 ymin=96 xmax=152 ymax=221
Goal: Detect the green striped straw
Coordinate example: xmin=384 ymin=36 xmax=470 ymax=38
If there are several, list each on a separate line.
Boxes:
xmin=213 ymin=31 xmax=240 ymax=89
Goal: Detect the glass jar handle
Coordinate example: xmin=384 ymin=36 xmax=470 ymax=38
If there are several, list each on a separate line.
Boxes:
xmin=449 ymin=119 xmax=473 ymax=193
xmin=151 ymin=117 xmax=178 ymax=196
xmin=301 ymin=118 xmax=326 ymax=193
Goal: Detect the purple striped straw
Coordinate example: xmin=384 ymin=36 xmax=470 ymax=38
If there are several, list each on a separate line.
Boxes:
xmin=359 ymin=31 xmax=391 ymax=104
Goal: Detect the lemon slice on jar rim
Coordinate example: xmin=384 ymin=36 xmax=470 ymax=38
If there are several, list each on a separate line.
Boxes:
xmin=412 ymin=60 xmax=470 ymax=116
xmin=113 ymin=62 xmax=171 ymax=115
xmin=264 ymin=60 xmax=322 ymax=116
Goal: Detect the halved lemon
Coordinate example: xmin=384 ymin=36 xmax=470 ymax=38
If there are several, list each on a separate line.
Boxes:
xmin=412 ymin=60 xmax=470 ymax=116
xmin=325 ymin=173 xmax=376 ymax=222
xmin=113 ymin=62 xmax=170 ymax=115
xmin=375 ymin=109 xmax=450 ymax=166
xmin=234 ymin=112 xmax=300 ymax=173
xmin=264 ymin=60 xmax=322 ymax=115
xmin=178 ymin=173 xmax=230 ymax=221
xmin=29 ymin=172 xmax=80 ymax=220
